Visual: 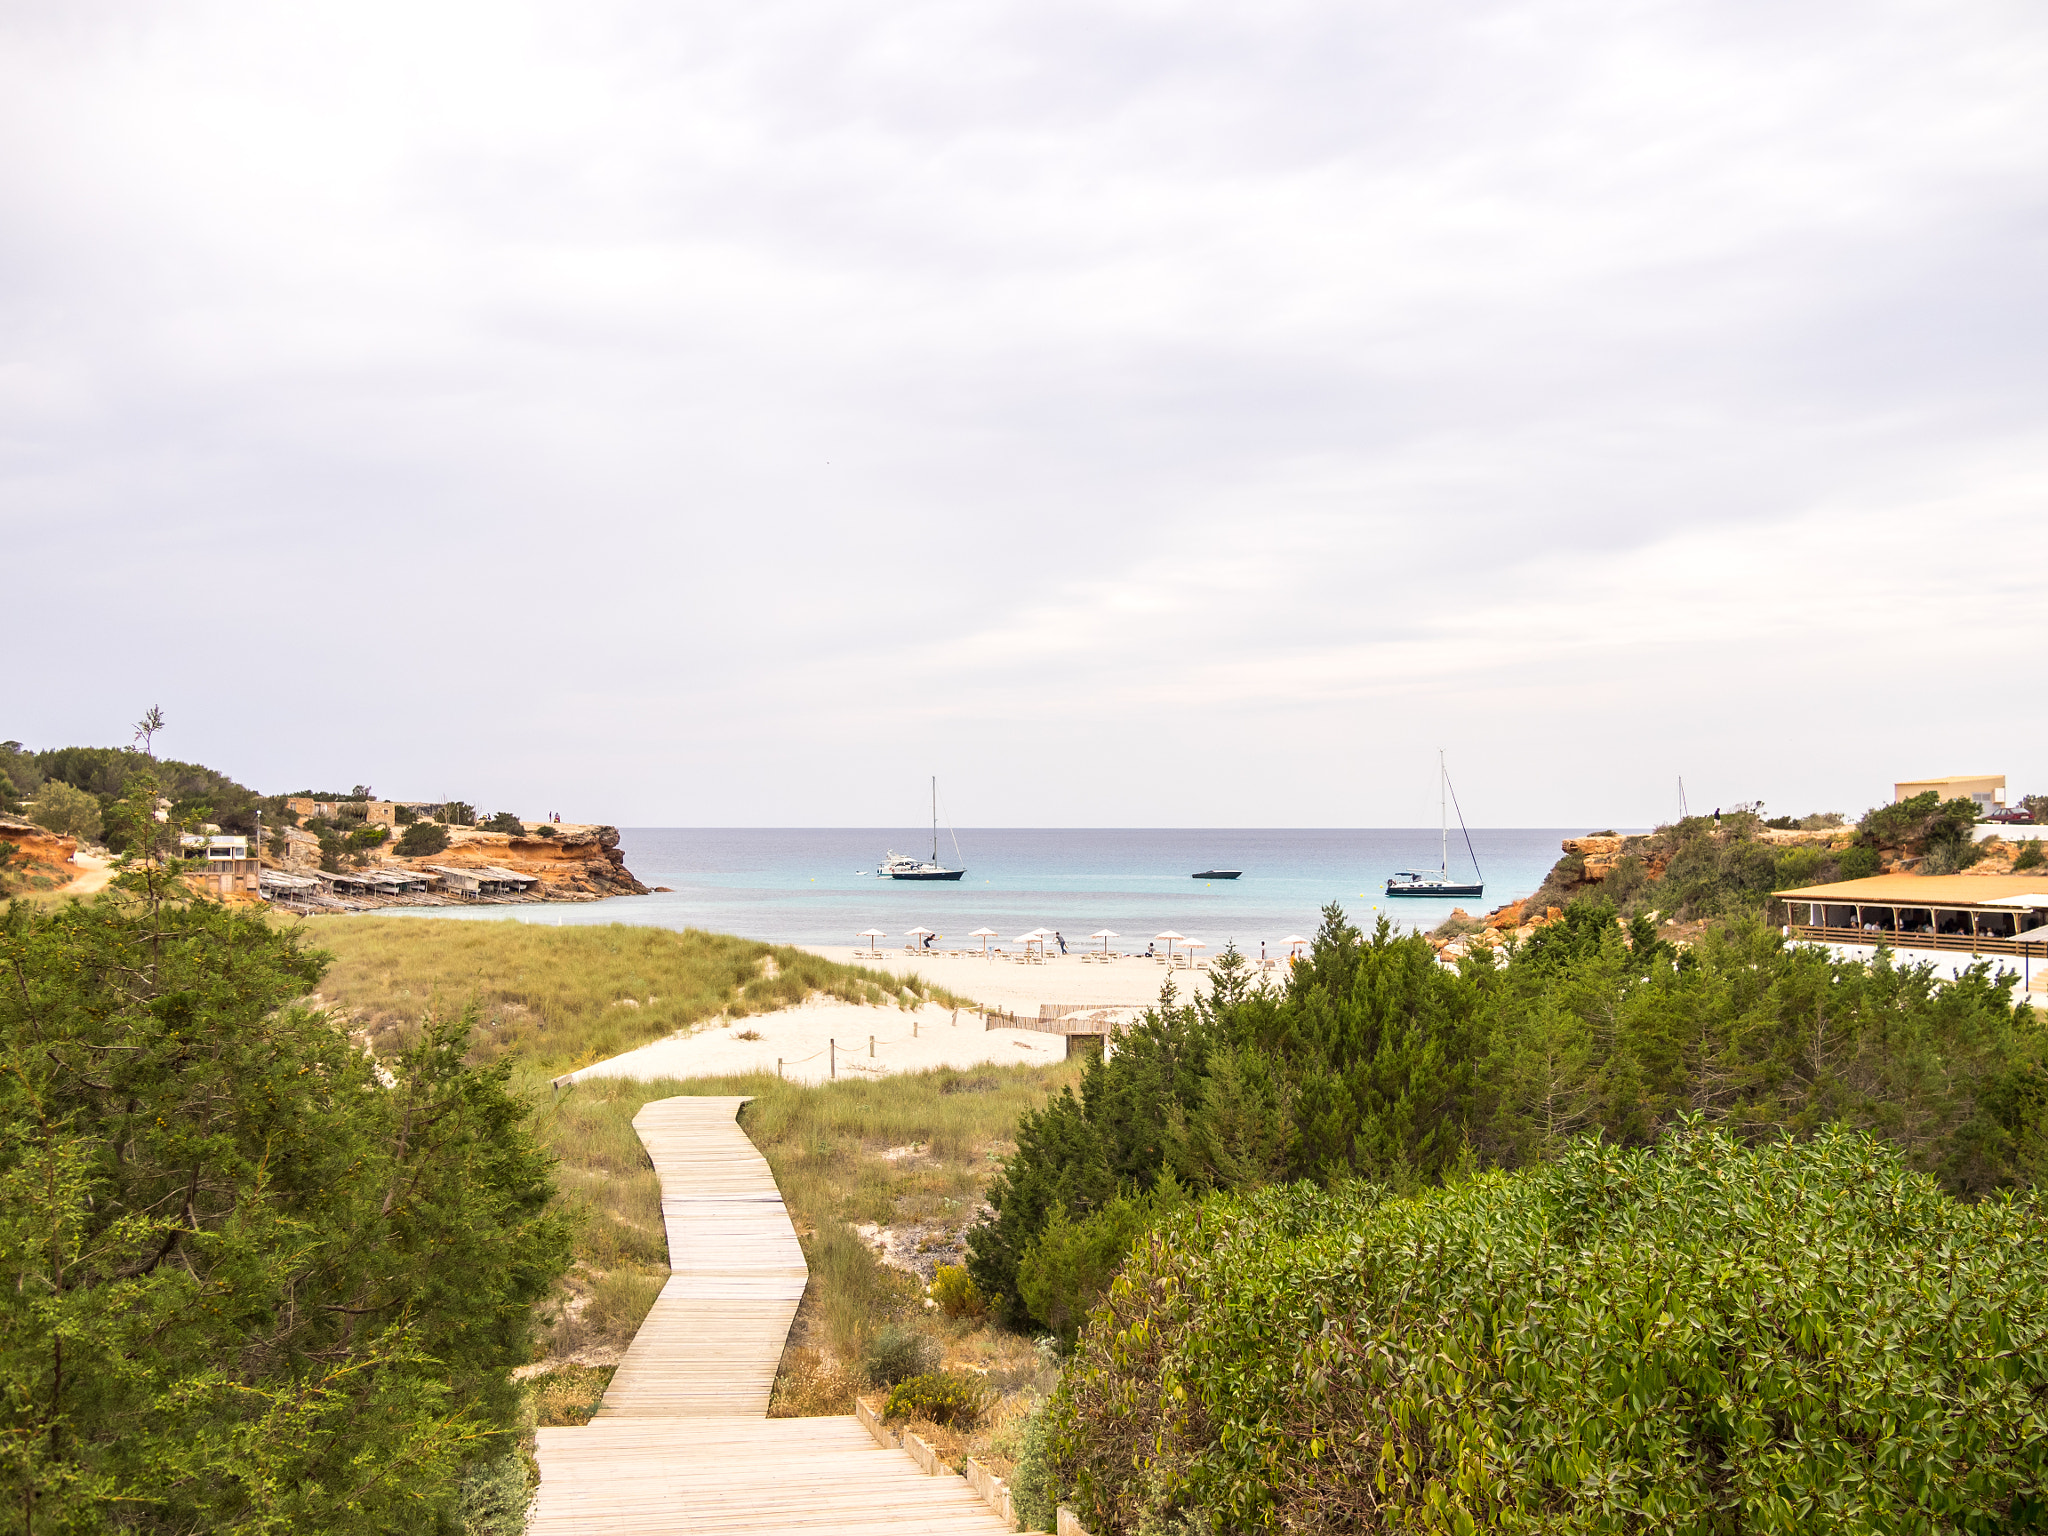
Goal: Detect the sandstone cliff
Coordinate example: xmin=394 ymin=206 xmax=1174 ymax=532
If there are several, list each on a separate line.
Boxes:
xmin=0 ymin=815 xmax=81 ymax=893
xmin=387 ymin=822 xmax=649 ymax=901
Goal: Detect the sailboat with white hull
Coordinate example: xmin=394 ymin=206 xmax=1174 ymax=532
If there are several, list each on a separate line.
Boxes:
xmin=879 ymin=778 xmax=966 ymax=881
xmin=1386 ymin=752 xmax=1485 ymax=898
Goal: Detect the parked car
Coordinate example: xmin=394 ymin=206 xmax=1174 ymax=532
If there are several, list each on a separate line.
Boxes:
xmin=1984 ymin=809 xmax=2035 ymax=824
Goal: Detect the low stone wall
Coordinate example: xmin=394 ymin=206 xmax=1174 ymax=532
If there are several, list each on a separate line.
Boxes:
xmin=966 ymin=1458 xmax=1015 ymax=1527
xmin=851 ymin=1400 xmax=1045 ymax=1530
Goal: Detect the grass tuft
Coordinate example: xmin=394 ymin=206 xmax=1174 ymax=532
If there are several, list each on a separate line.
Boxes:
xmin=301 ymin=918 xmax=965 ymax=1071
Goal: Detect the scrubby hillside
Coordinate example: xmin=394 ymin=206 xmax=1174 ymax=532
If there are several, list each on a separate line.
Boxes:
xmin=1446 ymin=790 xmax=2042 ymax=945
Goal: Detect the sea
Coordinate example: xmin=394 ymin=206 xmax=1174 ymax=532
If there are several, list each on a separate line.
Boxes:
xmin=374 ymin=827 xmax=1611 ymax=950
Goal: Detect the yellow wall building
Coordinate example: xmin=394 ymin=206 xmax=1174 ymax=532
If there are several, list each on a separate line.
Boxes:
xmin=1894 ymin=774 xmax=2004 ymax=811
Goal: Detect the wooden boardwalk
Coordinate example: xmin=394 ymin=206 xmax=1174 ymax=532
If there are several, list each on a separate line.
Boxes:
xmin=531 ymin=1096 xmax=1011 ymax=1535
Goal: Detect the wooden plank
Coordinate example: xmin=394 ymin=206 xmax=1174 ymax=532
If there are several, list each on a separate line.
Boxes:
xmin=532 ymin=1096 xmax=1010 ymax=1534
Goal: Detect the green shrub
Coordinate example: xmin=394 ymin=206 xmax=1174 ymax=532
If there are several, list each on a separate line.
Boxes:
xmin=861 ymin=1324 xmax=940 ymax=1387
xmin=396 ymin=821 xmax=450 ymax=857
xmin=1005 ymin=1398 xmax=1058 ymax=1532
xmin=347 ymin=824 xmax=388 ymax=851
xmin=28 ymin=778 xmax=102 ymax=842
xmin=484 ymin=811 xmax=523 ymax=834
xmin=1834 ymin=843 xmax=1879 ymax=879
xmin=929 ymin=1262 xmax=986 ymax=1319
xmin=881 ymin=1371 xmax=989 ymax=1428
xmin=1016 ymin=1173 xmax=1188 ymax=1340
xmin=2017 ymin=841 xmax=2045 ymax=873
xmin=1048 ymin=1128 xmax=2048 ymax=1536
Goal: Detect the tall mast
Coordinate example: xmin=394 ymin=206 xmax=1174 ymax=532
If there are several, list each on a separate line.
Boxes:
xmin=932 ymin=776 xmax=938 ymax=863
xmin=1440 ymin=750 xmax=1448 ymax=874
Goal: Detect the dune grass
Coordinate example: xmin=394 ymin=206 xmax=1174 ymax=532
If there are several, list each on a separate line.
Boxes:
xmin=293 ymin=912 xmax=1073 ymax=1457
xmin=304 ymin=917 xmax=964 ymax=1072
xmin=525 ymin=1063 xmax=1078 ymax=1421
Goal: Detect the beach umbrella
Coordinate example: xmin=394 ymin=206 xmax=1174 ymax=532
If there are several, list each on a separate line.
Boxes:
xmin=1013 ymin=930 xmax=1042 ymax=951
xmin=1283 ymin=934 xmax=1309 ymax=951
xmin=858 ymin=927 xmax=885 ymax=953
xmin=1184 ymin=938 xmax=1208 ymax=964
xmin=906 ymin=927 xmax=935 ymax=935
xmin=969 ymin=925 xmax=998 ymax=954
xmin=1090 ymin=929 xmax=1119 ymax=953
xmin=1154 ymin=929 xmax=1185 ymax=959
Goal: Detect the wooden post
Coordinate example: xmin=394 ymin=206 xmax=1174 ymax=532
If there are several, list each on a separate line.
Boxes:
xmin=913 ymin=1019 xmax=918 ymax=1038
xmin=951 ymin=1008 xmax=958 ymax=1028
xmin=830 ymin=1039 xmax=835 ymax=1080
xmin=777 ymin=1058 xmax=783 ymax=1079
xmin=869 ymin=1034 xmax=875 ymax=1057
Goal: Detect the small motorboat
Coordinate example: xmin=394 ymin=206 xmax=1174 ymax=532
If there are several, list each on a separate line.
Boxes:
xmin=1191 ymin=869 xmax=1242 ymax=880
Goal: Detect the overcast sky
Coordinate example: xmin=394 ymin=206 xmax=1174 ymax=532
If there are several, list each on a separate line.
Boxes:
xmin=5 ymin=0 xmax=2044 ymax=828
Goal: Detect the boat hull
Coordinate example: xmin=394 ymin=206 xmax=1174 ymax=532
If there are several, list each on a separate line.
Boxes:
xmin=1192 ymin=870 xmax=1241 ymax=879
xmin=1385 ymin=881 xmax=1484 ymax=898
xmin=889 ymin=869 xmax=966 ymax=881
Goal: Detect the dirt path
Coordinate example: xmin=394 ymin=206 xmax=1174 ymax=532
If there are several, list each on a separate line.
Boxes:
xmin=52 ymin=853 xmax=116 ymax=898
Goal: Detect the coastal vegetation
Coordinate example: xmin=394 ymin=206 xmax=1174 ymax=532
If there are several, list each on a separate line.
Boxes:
xmin=967 ymin=905 xmax=2048 ymax=1530
xmin=2 ymin=739 xmax=275 ymax=848
xmin=0 ymin=811 xmax=569 ymax=1532
xmin=971 ymin=909 xmax=2044 ymax=1336
xmin=1050 ymin=1130 xmax=2048 ymax=1534
xmin=309 ymin=918 xmax=965 ymax=1073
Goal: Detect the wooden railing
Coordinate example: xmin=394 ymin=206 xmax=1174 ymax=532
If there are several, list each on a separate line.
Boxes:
xmin=1787 ymin=924 xmax=2046 ymax=960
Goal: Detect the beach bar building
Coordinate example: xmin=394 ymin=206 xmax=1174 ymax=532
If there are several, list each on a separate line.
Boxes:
xmin=1776 ymin=874 xmax=2048 ymax=985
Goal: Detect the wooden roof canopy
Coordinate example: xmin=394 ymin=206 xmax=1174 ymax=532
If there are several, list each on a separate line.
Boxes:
xmin=1772 ymin=874 xmax=2048 ymax=909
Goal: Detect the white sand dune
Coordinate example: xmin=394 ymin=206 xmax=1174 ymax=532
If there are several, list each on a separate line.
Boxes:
xmin=570 ymin=946 xmax=1257 ymax=1086
xmin=570 ymin=997 xmax=1074 ymax=1086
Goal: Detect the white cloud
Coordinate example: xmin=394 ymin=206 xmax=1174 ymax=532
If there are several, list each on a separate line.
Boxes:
xmin=3 ymin=0 xmax=2044 ymax=826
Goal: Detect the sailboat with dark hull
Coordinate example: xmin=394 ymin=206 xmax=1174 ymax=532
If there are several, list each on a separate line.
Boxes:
xmin=1386 ymin=753 xmax=1485 ymax=898
xmin=879 ymin=778 xmax=966 ymax=881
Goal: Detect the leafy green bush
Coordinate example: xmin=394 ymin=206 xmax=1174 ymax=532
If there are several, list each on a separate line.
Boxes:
xmin=27 ymin=777 xmax=102 ymax=842
xmin=1048 ymin=1129 xmax=2048 ymax=1536
xmin=0 ymin=861 xmax=571 ymax=1530
xmin=396 ymin=820 xmax=451 ymax=857
xmin=2017 ymin=841 xmax=2045 ymax=873
xmin=484 ymin=810 xmax=524 ymax=834
xmin=882 ymin=1371 xmax=989 ymax=1428
xmin=861 ymin=1324 xmax=941 ymax=1387
xmin=1004 ymin=1398 xmax=1057 ymax=1532
xmin=347 ymin=823 xmax=388 ymax=851
xmin=1016 ymin=1173 xmax=1187 ymax=1339
xmin=929 ymin=1262 xmax=987 ymax=1319
xmin=969 ymin=906 xmax=2045 ymax=1326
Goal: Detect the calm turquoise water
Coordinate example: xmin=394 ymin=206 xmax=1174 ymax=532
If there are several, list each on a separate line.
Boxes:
xmin=377 ymin=827 xmax=1606 ymax=948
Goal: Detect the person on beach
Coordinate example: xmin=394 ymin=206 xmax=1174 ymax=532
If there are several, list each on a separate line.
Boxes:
xmin=1260 ymin=938 xmax=1267 ymax=961
xmin=1145 ymin=941 xmax=1155 ymax=957
xmin=923 ymin=930 xmax=936 ymax=949
xmin=1055 ymin=931 xmax=1067 ymax=954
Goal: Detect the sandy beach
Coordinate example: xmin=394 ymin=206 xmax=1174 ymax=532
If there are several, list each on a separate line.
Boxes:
xmin=802 ymin=943 xmax=1254 ymax=1012
xmin=568 ymin=946 xmax=1263 ymax=1086
xmin=570 ymin=996 xmax=1079 ymax=1086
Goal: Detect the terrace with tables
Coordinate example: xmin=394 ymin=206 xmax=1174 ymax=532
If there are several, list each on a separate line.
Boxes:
xmin=1776 ymin=874 xmax=2048 ymax=965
